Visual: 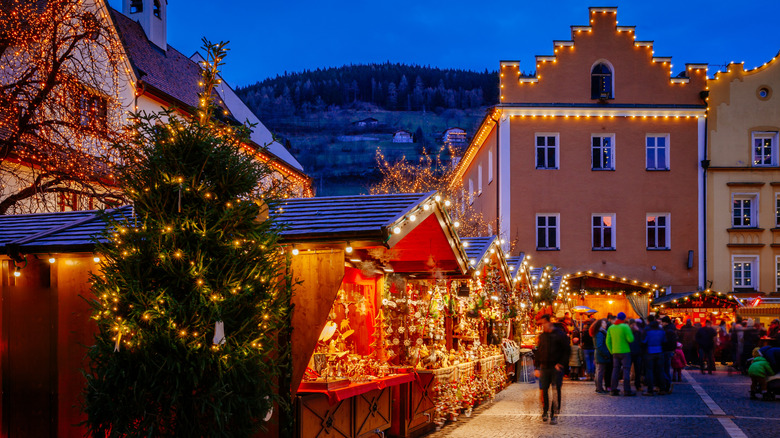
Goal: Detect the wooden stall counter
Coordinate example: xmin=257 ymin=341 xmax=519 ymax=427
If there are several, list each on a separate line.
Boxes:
xmin=297 ymin=374 xmax=415 ymax=438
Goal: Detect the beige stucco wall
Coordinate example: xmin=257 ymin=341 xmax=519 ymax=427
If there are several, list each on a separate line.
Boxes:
xmin=707 ymin=57 xmax=780 ymax=293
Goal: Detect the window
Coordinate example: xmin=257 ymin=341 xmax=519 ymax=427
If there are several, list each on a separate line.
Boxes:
xmin=592 ymin=135 xmax=614 ymax=170
xmin=130 ymin=0 xmax=143 ymax=13
xmin=591 ymin=63 xmax=613 ymax=99
xmin=592 ymin=214 xmax=615 ymax=250
xmin=153 ymin=0 xmax=162 ymax=18
xmin=752 ymin=131 xmax=779 ymax=167
xmin=488 ymin=150 xmax=494 ymax=183
xmin=647 ymin=213 xmax=670 ymax=249
xmin=732 ymin=194 xmax=757 ymax=228
xmin=477 ymin=164 xmax=483 ymax=195
xmin=536 ymin=134 xmax=559 ymax=169
xmin=646 ymin=134 xmax=669 ymax=170
xmin=468 ymin=179 xmax=474 ymax=205
xmin=72 ymin=90 xmax=107 ymax=132
xmin=776 ymin=256 xmax=780 ymax=291
xmin=776 ymin=194 xmax=780 ymax=227
xmin=733 ymin=256 xmax=758 ymax=290
xmin=536 ymin=214 xmax=560 ymax=250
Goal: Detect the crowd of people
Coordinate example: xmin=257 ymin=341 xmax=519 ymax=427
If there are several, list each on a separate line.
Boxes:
xmin=532 ymin=311 xmax=780 ymax=424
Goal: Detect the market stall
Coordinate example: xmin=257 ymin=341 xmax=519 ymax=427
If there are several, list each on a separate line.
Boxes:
xmin=563 ymin=272 xmax=657 ymax=320
xmin=651 ymin=290 xmax=741 ymax=325
xmin=0 ymin=206 xmax=131 ymax=438
xmin=278 ymin=191 xmax=475 ymax=438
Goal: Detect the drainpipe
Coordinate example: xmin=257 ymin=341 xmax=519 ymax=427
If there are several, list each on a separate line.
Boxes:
xmin=701 ymin=123 xmax=709 ymax=291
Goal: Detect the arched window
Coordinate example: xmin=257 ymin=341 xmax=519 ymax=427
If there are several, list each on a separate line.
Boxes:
xmin=591 ymin=63 xmax=613 ymax=100
xmin=129 ymin=0 xmax=143 ymax=13
xmin=153 ymin=0 xmax=161 ymax=18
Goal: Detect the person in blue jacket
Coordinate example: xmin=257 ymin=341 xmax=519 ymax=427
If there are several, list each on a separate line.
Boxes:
xmin=642 ymin=315 xmax=667 ymax=396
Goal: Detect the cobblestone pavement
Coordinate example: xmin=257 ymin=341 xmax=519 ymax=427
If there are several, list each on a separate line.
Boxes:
xmin=427 ymin=365 xmax=780 ymax=438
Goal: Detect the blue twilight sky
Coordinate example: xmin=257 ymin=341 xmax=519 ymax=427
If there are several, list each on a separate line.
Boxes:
xmin=107 ymin=0 xmax=780 ymax=88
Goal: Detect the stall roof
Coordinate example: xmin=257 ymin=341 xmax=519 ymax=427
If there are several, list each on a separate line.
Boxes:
xmin=277 ymin=192 xmax=435 ymax=243
xmin=0 ymin=206 xmax=132 ymax=255
xmin=277 ymin=191 xmax=470 ymax=274
xmin=529 ymin=267 xmax=563 ymax=294
xmin=652 ymin=290 xmax=742 ymax=308
xmin=461 ymin=236 xmax=495 ymax=267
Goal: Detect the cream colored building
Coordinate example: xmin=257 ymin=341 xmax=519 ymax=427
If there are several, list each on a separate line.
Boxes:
xmin=706 ymin=53 xmax=780 ymax=296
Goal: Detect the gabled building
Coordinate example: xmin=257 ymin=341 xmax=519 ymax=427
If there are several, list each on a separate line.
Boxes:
xmin=705 ymin=53 xmax=780 ymax=297
xmin=450 ymin=7 xmax=708 ymax=293
xmin=0 ymin=0 xmax=311 ymax=215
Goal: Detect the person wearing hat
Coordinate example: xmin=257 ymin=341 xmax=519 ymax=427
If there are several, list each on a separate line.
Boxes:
xmin=641 ymin=315 xmax=666 ymax=395
xmin=660 ymin=315 xmax=678 ymax=394
xmin=606 ymin=312 xmax=636 ymax=396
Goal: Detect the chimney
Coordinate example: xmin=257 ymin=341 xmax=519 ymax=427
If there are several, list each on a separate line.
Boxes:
xmin=123 ymin=0 xmax=167 ymax=51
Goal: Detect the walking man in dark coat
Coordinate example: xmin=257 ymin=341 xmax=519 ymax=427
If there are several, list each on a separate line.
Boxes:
xmin=534 ymin=314 xmax=570 ymax=425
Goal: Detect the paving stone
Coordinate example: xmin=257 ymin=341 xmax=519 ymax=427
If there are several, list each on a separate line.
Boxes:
xmin=427 ymin=365 xmax=779 ymax=438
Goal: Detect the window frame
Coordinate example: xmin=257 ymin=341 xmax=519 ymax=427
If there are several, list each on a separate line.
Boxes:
xmin=536 ymin=213 xmax=560 ymax=250
xmin=488 ymin=150 xmax=494 ymax=183
xmin=732 ymin=255 xmax=758 ymax=291
xmin=535 ymin=133 xmax=560 ymax=170
xmin=646 ymin=134 xmax=670 ymax=171
xmin=732 ymin=193 xmax=759 ymax=228
xmin=477 ymin=164 xmax=483 ymax=195
xmin=591 ymin=134 xmax=615 ymax=171
xmin=646 ymin=213 xmax=671 ymax=250
xmin=776 ymin=255 xmax=780 ymax=292
xmin=776 ymin=192 xmax=780 ymax=227
xmin=590 ymin=61 xmax=614 ymax=100
xmin=751 ymin=131 xmax=779 ymax=167
xmin=591 ymin=213 xmax=616 ymax=250
xmin=468 ymin=179 xmax=474 ymax=205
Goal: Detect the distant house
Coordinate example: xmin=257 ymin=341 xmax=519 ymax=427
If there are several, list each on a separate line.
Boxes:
xmin=443 ymin=127 xmax=468 ymax=147
xmin=393 ymin=130 xmax=413 ymax=143
xmin=352 ymin=117 xmax=379 ymax=128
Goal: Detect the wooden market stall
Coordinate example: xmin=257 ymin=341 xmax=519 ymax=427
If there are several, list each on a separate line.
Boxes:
xmin=563 ymin=272 xmax=657 ymax=320
xmin=0 ymin=206 xmax=131 ymax=438
xmin=278 ymin=191 xmax=477 ymax=438
xmin=651 ymin=290 xmax=742 ymax=325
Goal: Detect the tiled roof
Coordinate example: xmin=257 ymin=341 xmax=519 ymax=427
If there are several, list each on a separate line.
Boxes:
xmin=0 ymin=206 xmax=132 ymax=254
xmin=109 ymin=8 xmax=203 ymax=110
xmin=276 ymin=192 xmax=434 ymax=242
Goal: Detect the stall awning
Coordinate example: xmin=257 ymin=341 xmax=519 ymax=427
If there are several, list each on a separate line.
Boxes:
xmin=0 ymin=206 xmax=133 ymax=255
xmin=277 ymin=192 xmax=470 ymax=275
xmin=651 ymin=290 xmax=741 ymax=309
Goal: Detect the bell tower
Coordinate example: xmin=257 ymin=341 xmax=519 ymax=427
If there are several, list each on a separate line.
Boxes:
xmin=123 ymin=0 xmax=167 ymax=51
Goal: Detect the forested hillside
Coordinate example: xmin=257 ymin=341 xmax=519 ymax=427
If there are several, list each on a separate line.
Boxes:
xmin=236 ymin=63 xmax=499 ymax=119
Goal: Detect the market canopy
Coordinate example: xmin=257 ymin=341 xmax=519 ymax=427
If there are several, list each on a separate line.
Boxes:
xmin=651 ymin=290 xmax=742 ymax=309
xmin=461 ymin=236 xmax=512 ymax=287
xmin=0 ymin=206 xmax=133 ymax=257
xmin=277 ymin=191 xmax=470 ymax=275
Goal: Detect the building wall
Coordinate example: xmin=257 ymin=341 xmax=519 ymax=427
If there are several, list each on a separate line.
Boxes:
xmin=461 ymin=125 xmax=499 ymax=232
xmin=500 ymin=8 xmax=706 ymax=105
xmin=457 ymin=7 xmax=707 ymax=292
xmin=707 ymin=58 xmax=780 ymax=294
xmin=508 ymin=115 xmax=701 ymax=291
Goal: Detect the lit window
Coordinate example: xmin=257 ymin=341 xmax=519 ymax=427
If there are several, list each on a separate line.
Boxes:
xmin=536 ymin=133 xmax=559 ymax=169
xmin=592 ymin=214 xmax=615 ymax=250
xmin=592 ymin=135 xmax=614 ymax=170
xmin=752 ymin=131 xmax=779 ymax=167
xmin=591 ymin=63 xmax=613 ymax=99
xmin=776 ymin=194 xmax=780 ymax=227
xmin=536 ymin=214 xmax=560 ymax=250
xmin=646 ymin=135 xmax=669 ymax=170
xmin=733 ymin=256 xmax=758 ymax=291
xmin=776 ymin=256 xmax=780 ymax=291
xmin=732 ymin=194 xmax=757 ymax=228
xmin=647 ymin=214 xmax=670 ymax=249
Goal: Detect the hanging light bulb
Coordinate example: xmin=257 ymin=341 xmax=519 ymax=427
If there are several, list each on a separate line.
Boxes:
xmin=48 ymin=257 xmax=56 ymax=264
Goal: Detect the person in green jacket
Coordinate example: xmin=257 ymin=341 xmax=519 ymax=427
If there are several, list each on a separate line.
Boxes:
xmin=606 ymin=312 xmax=636 ymax=396
xmin=749 ymin=347 xmax=775 ymax=397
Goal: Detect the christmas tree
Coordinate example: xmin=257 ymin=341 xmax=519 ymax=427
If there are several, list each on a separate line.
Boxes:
xmin=83 ymin=40 xmax=294 ymax=437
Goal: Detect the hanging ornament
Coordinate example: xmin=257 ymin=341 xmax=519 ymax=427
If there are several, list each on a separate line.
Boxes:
xmin=213 ymin=320 xmax=226 ymax=345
